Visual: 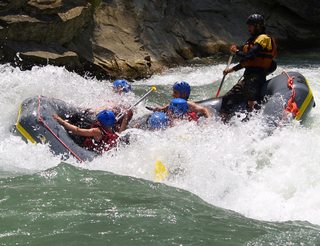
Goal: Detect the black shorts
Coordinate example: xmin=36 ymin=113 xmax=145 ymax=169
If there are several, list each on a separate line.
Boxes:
xmin=221 ymin=73 xmax=266 ymax=113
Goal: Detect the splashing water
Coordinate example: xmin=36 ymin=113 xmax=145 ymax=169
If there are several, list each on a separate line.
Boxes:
xmin=1 ymin=62 xmax=320 ymax=227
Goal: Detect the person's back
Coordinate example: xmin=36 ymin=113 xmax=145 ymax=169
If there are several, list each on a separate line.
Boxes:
xmin=81 ymin=110 xmax=118 ymax=154
xmin=54 ymin=109 xmax=131 ymax=154
xmin=167 ymin=98 xmax=199 ymax=124
xmin=66 ymin=79 xmax=133 ymax=129
xmin=147 ymin=112 xmax=170 ymax=130
xmin=93 ymin=79 xmax=134 ymax=130
xmin=150 ymin=81 xmax=210 ymax=118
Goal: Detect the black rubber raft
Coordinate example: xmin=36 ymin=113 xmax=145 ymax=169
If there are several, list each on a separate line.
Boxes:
xmin=199 ymin=71 xmax=315 ymax=123
xmin=14 ymin=71 xmax=315 ymax=162
xmin=14 ymin=96 xmax=98 ymax=162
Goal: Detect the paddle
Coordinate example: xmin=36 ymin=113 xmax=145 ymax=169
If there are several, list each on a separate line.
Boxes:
xmin=215 ymin=54 xmax=233 ymax=97
xmin=154 ymin=160 xmax=168 ymax=182
xmin=116 ymin=86 xmax=157 ymax=121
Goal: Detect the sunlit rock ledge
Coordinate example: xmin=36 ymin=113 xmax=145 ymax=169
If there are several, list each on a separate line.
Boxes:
xmin=0 ymin=0 xmax=319 ymax=80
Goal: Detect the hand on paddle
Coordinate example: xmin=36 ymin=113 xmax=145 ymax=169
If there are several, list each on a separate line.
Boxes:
xmin=117 ymin=110 xmax=133 ymax=133
xmin=223 ymin=45 xmax=237 ymax=75
xmin=216 ymin=54 xmax=233 ymax=97
xmin=223 ymin=67 xmax=234 ymax=75
xmin=230 ymin=44 xmax=238 ymax=54
xmin=116 ymin=86 xmax=157 ymax=121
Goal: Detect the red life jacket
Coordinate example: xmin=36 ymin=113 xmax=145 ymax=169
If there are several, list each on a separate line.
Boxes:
xmin=187 ymin=112 xmax=199 ymax=121
xmin=82 ymin=122 xmax=118 ymax=154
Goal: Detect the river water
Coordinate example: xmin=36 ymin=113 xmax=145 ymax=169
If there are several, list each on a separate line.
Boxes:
xmin=1 ymin=58 xmax=320 ymax=245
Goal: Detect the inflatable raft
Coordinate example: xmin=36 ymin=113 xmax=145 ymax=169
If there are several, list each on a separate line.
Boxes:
xmin=14 ymin=96 xmax=98 ymax=162
xmin=13 ymin=71 xmax=315 ymax=161
xmin=199 ymin=71 xmax=315 ymax=124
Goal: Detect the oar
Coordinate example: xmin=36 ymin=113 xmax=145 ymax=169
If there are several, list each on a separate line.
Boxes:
xmin=116 ymin=86 xmax=157 ymax=121
xmin=154 ymin=160 xmax=168 ymax=182
xmin=215 ymin=55 xmax=233 ymax=97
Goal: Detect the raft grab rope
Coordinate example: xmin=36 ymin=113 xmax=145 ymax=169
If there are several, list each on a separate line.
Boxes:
xmin=37 ymin=96 xmax=84 ymax=162
xmin=283 ymin=71 xmax=299 ymax=118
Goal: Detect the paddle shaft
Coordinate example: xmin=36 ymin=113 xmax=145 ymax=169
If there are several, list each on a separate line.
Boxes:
xmin=116 ymin=87 xmax=156 ymax=121
xmin=215 ymin=55 xmax=233 ymax=97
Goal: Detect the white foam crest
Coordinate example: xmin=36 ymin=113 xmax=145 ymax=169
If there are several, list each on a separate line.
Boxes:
xmin=1 ymin=63 xmax=320 ymax=225
xmin=89 ymin=112 xmax=320 ymax=225
xmin=0 ymin=64 xmax=137 ymax=172
xmin=0 ymin=134 xmax=61 ymax=173
xmin=87 ymin=65 xmax=320 ymax=225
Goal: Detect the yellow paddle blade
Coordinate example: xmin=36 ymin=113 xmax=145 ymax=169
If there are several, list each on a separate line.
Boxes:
xmin=151 ymin=86 xmax=157 ymax=92
xmin=154 ymin=160 xmax=168 ymax=182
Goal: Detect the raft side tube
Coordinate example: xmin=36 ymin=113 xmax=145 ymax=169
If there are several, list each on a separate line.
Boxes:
xmin=263 ymin=71 xmax=315 ymax=123
xmin=195 ymin=71 xmax=315 ymax=124
xmin=197 ymin=97 xmax=223 ymax=115
xmin=15 ymin=96 xmax=98 ymax=162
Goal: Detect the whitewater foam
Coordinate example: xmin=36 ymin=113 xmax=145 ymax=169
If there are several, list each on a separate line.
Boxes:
xmin=1 ymin=63 xmax=320 ymax=225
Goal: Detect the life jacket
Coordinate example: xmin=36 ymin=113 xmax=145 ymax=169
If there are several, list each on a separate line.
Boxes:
xmin=240 ymin=34 xmax=277 ymax=71
xmin=187 ymin=112 xmax=199 ymax=122
xmin=82 ymin=122 xmax=118 ymax=154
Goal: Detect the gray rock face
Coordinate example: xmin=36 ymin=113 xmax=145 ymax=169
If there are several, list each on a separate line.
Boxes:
xmin=0 ymin=0 xmax=319 ymax=79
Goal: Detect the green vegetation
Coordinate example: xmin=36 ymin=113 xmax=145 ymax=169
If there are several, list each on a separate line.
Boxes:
xmin=89 ymin=0 xmax=102 ymax=9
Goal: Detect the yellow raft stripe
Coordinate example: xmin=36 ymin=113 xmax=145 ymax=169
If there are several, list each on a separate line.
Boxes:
xmin=15 ymin=105 xmax=36 ymax=144
xmin=295 ymin=79 xmax=314 ymax=120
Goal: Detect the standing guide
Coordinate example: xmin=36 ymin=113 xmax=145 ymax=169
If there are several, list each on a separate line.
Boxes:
xmin=221 ymin=14 xmax=277 ymax=119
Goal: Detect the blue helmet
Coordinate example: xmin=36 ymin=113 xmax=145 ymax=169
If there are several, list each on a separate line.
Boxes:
xmin=148 ymin=112 xmax=169 ymax=130
xmin=173 ymin=81 xmax=191 ymax=99
xmin=113 ymin=79 xmax=132 ymax=93
xmin=168 ymin=98 xmax=189 ymax=116
xmin=96 ymin=110 xmax=116 ymax=127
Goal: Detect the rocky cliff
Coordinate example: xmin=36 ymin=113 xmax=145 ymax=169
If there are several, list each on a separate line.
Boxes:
xmin=0 ymin=0 xmax=319 ymax=79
